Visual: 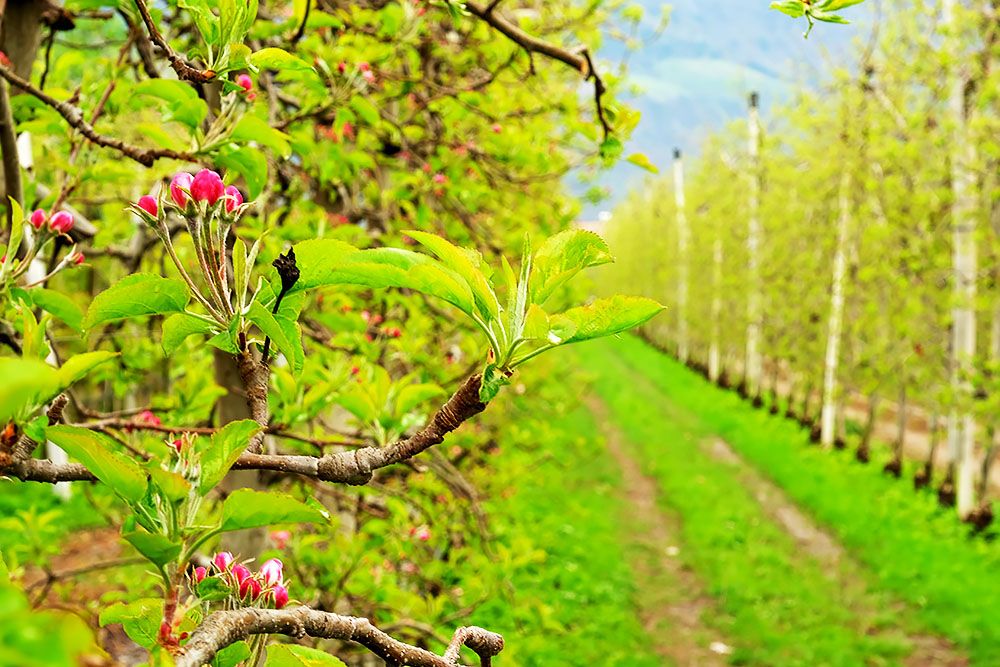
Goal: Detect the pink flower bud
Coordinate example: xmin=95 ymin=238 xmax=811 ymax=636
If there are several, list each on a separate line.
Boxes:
xmin=273 ymin=584 xmax=289 ymax=609
xmin=491 ymin=123 xmax=502 ymax=134
xmin=432 ymin=173 xmax=447 ymax=185
xmin=239 ymin=574 xmax=262 ymax=599
xmin=269 ymin=530 xmax=291 ymax=550
xmin=171 ymin=438 xmax=183 ymax=453
xmin=213 ymin=551 xmax=235 ymax=571
xmin=337 ymin=62 xmax=347 ymax=74
xmin=30 ymin=209 xmax=46 ymax=230
xmin=72 ymin=252 xmax=85 ymax=266
xmin=137 ymin=195 xmax=158 ymax=218
xmin=358 ymin=62 xmax=371 ymax=72
xmin=259 ymin=558 xmax=283 ymax=586
xmin=170 ymin=173 xmax=194 ymax=208
xmin=415 ymin=527 xmax=431 ymax=542
xmin=49 ymin=211 xmax=74 ymax=234
xmin=236 ymin=74 xmax=253 ymax=94
xmin=224 ymin=185 xmax=243 ymax=214
xmin=136 ymin=409 xmax=161 ymax=427
xmin=190 ymin=169 xmax=225 ymax=205
xmin=193 ymin=566 xmax=207 ymax=583
xmin=362 ymin=70 xmax=376 ymax=84
xmin=232 ymin=564 xmax=251 ymax=585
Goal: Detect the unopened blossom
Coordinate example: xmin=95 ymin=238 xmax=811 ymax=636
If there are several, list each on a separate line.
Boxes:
xmin=190 ymin=169 xmax=225 ymax=205
xmin=170 ymin=173 xmax=194 ymax=208
xmin=49 ymin=211 xmax=74 ymax=234
xmin=223 ymin=185 xmax=243 ymax=214
xmin=432 ymin=173 xmax=447 ymax=185
xmin=232 ymin=564 xmax=252 ymax=586
xmin=29 ymin=209 xmax=46 ymax=230
xmin=236 ymin=74 xmax=253 ymax=93
xmin=72 ymin=252 xmax=85 ymax=266
xmin=136 ymin=410 xmax=161 ymax=427
xmin=171 ymin=438 xmax=183 ymax=453
xmin=272 ymin=584 xmax=289 ymax=609
xmin=239 ymin=574 xmax=262 ymax=600
xmin=269 ymin=530 xmax=291 ymax=550
xmin=193 ymin=566 xmax=207 ymax=583
xmin=213 ymin=551 xmax=234 ymax=571
xmin=137 ymin=195 xmax=158 ymax=218
xmin=260 ymin=558 xmax=283 ymax=586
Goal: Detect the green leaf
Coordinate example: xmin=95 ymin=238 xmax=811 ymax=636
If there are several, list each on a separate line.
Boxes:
xmin=247 ymin=300 xmax=294 ymax=364
xmin=0 ymin=358 xmax=57 ymax=423
xmin=770 ymin=0 xmax=806 ymax=17
xmin=7 ymin=196 xmax=23 ymax=260
xmin=232 ymin=115 xmax=292 ymax=158
xmin=350 ymin=96 xmax=381 ymax=125
xmin=404 ymin=230 xmax=500 ymax=320
xmin=55 ymin=351 xmax=117 ymax=392
xmin=214 ymin=641 xmax=252 ymax=667
xmin=197 ymin=576 xmax=234 ymax=602
xmin=822 ymin=0 xmax=865 ymax=10
xmin=479 ymin=363 xmax=511 ymax=402
xmin=265 ymin=644 xmax=347 ymax=667
xmin=395 ymin=383 xmax=444 ymax=415
xmin=179 ymin=0 xmax=220 ymax=44
xmin=46 ymin=425 xmax=147 ymax=503
xmin=99 ymin=598 xmax=162 ymax=650
xmin=84 ymin=274 xmax=190 ymax=330
xmin=27 ymin=288 xmax=83 ymax=332
xmin=123 ymin=531 xmax=181 ymax=568
xmin=550 ymin=296 xmax=664 ymax=344
xmin=250 ymin=47 xmax=313 ymax=71
xmin=531 ymin=230 xmax=614 ymax=304
xmin=294 ymin=242 xmax=476 ymax=317
xmin=217 ymin=146 xmax=269 ymax=199
xmin=162 ymin=313 xmax=217 ymax=355
xmin=198 ymin=419 xmax=262 ymax=493
xmin=219 ymin=489 xmax=329 ymax=532
xmin=522 ymin=304 xmax=550 ymax=340
xmin=626 ymin=152 xmax=659 ymax=174
xmin=134 ymin=79 xmax=208 ymax=129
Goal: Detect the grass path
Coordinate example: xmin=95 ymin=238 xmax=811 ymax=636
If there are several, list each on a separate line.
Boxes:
xmin=578 ymin=336 xmax=974 ymax=666
xmin=591 ymin=397 xmax=732 ymax=666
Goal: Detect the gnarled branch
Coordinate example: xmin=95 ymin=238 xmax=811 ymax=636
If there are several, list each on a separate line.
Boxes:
xmin=0 ymin=64 xmax=196 ymax=167
xmin=464 ymin=1 xmax=612 ymax=139
xmin=3 ymin=375 xmax=486 ymax=486
xmin=132 ymin=0 xmax=216 ymax=83
xmin=176 ymin=606 xmax=503 ymax=667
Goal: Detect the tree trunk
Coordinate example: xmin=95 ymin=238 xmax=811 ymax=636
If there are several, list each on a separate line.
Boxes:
xmin=673 ymin=148 xmax=689 ymax=364
xmin=856 ymin=392 xmax=879 ymax=463
xmin=744 ymin=92 xmax=763 ymax=398
xmin=709 ymin=230 xmax=723 ymax=382
xmin=821 ymin=170 xmax=851 ymax=449
xmin=945 ymin=0 xmax=978 ymax=519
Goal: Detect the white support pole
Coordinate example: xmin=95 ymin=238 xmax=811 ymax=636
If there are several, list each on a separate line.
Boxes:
xmin=673 ymin=149 xmax=689 ymax=363
xmin=944 ymin=0 xmax=978 ymax=518
xmin=745 ymin=92 xmax=763 ymax=396
xmin=820 ymin=171 xmax=851 ymax=449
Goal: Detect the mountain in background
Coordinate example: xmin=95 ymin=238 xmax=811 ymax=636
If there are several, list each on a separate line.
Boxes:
xmin=580 ymin=0 xmax=870 ymax=218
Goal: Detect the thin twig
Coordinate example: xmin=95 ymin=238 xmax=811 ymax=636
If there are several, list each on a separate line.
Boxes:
xmin=0 ymin=64 xmax=196 ymax=167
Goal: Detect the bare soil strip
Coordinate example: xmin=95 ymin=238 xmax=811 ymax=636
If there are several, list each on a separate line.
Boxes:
xmin=592 ymin=399 xmax=732 ymax=666
xmin=704 ymin=436 xmax=968 ymax=667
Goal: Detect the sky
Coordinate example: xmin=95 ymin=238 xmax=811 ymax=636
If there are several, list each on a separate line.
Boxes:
xmin=579 ymin=0 xmax=871 ymax=220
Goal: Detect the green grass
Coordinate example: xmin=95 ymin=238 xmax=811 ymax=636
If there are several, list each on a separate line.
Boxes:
xmin=578 ymin=337 xmax=964 ymax=666
xmin=597 ymin=334 xmax=1000 ymax=665
xmin=467 ymin=377 xmax=662 ymax=667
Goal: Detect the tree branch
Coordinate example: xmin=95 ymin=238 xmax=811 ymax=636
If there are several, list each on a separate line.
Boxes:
xmin=4 ymin=375 xmax=486 ymax=486
xmin=176 ymin=607 xmax=503 ymax=667
xmin=131 ymin=0 xmax=216 ymax=83
xmin=0 ymin=64 xmax=197 ymax=167
xmin=464 ymin=1 xmax=611 ymax=139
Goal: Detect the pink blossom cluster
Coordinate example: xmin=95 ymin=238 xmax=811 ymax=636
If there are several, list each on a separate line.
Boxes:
xmin=132 ymin=169 xmax=245 ymax=223
xmin=194 ymin=552 xmax=290 ymax=609
xmin=29 ymin=208 xmax=74 ymax=235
